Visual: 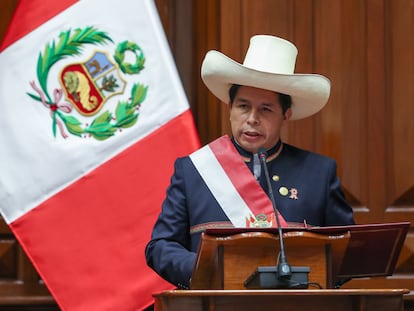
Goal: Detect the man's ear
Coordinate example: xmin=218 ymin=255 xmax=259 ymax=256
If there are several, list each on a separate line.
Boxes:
xmin=284 ymin=108 xmax=293 ymax=120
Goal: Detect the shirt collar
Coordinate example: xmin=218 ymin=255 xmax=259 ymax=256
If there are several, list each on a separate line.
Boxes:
xmin=231 ymin=136 xmax=283 ymax=163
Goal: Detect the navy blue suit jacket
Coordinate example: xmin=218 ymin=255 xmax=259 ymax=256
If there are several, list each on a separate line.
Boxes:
xmin=145 ymin=141 xmax=354 ymax=288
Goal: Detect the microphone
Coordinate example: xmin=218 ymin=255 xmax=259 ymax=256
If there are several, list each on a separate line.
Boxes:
xmin=244 ymin=147 xmax=310 ymax=289
xmin=257 ymin=147 xmax=292 ymax=278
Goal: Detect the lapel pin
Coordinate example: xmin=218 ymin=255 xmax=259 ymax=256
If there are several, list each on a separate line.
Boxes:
xmin=279 ymin=186 xmax=289 ymax=196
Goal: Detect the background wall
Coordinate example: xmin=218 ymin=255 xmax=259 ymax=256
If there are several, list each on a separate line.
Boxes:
xmin=1 ymin=0 xmax=413 ymax=308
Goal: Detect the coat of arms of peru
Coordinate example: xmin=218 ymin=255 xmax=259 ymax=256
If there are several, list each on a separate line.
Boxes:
xmin=27 ymin=26 xmax=147 ymax=140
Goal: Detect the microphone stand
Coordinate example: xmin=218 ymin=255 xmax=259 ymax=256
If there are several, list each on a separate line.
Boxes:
xmin=259 ymin=148 xmax=292 ymax=278
xmin=244 ymin=147 xmax=310 ymax=289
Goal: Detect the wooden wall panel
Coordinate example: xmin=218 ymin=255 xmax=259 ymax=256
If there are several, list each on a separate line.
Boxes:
xmin=386 ymin=0 xmax=414 ymax=218
xmin=385 ymin=0 xmax=414 ymax=290
xmin=288 ymin=0 xmax=317 ymax=153
xmin=368 ymin=0 xmax=414 ymax=298
xmin=365 ymin=0 xmax=387 ymax=219
xmin=156 ymin=0 xmax=224 ymax=144
xmin=0 ymin=0 xmax=17 ymax=41
xmin=196 ymin=0 xmax=226 ymax=143
xmin=314 ymin=0 xmax=372 ymax=221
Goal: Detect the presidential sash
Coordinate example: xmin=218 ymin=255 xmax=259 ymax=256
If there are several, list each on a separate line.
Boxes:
xmin=189 ymin=135 xmax=287 ymax=228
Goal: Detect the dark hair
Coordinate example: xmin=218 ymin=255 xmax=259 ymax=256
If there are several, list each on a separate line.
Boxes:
xmin=229 ymin=84 xmax=292 ymax=114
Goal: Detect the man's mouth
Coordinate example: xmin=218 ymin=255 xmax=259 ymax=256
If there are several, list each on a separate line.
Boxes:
xmin=244 ymin=131 xmax=260 ymax=137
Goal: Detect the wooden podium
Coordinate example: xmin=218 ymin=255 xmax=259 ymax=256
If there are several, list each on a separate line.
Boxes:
xmin=153 ymin=222 xmax=410 ymax=310
xmin=190 ymin=230 xmax=350 ymax=289
xmin=190 ymin=222 xmax=410 ymax=290
xmin=154 ymin=289 xmax=409 ymax=311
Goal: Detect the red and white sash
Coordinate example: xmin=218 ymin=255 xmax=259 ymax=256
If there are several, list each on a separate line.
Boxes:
xmin=189 ymin=135 xmax=287 ymax=228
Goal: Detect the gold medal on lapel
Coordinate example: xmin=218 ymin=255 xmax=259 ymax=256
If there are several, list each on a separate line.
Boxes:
xmin=279 ymin=186 xmax=289 ymax=196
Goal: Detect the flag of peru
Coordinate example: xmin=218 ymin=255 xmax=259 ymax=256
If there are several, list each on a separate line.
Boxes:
xmin=0 ymin=0 xmax=200 ymax=310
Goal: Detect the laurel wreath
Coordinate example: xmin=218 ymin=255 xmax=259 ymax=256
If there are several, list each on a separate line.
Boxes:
xmin=114 ymin=41 xmax=145 ymax=74
xmin=27 ymin=26 xmax=147 ymax=140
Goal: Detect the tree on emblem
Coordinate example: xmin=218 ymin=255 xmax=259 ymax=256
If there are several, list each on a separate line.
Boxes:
xmin=27 ymin=26 xmax=148 ymax=140
xmin=100 ymin=75 xmax=119 ymax=92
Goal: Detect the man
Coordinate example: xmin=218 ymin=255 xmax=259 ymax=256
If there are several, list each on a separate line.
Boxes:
xmin=145 ymin=35 xmax=354 ymax=289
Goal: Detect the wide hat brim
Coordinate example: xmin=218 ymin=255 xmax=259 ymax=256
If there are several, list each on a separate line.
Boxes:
xmin=201 ymin=50 xmax=331 ymax=120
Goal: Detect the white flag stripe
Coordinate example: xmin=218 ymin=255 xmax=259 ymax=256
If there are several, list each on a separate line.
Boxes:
xmin=0 ymin=0 xmax=188 ymax=223
xmin=190 ymin=145 xmax=254 ymax=227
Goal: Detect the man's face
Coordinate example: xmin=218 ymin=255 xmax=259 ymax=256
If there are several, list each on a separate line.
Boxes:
xmin=229 ymin=86 xmax=291 ymax=153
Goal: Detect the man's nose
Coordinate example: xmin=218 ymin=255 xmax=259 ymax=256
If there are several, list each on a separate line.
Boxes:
xmin=247 ymin=110 xmax=259 ymax=124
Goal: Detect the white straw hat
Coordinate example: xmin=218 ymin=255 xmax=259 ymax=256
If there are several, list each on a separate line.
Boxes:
xmin=201 ymin=35 xmax=331 ymax=120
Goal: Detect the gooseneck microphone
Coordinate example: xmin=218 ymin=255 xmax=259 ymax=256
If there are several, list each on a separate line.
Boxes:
xmin=257 ymin=147 xmax=292 ymax=278
xmin=244 ymin=147 xmax=310 ymax=289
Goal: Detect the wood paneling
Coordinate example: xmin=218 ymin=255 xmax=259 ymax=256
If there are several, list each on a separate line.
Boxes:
xmin=386 ymin=0 xmax=414 ymax=216
xmin=0 ymin=0 xmax=17 ymax=43
xmin=0 ymin=218 xmax=57 ymax=309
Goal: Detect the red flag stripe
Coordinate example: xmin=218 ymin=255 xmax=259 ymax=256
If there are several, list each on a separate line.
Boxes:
xmin=10 ymin=111 xmax=199 ymax=310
